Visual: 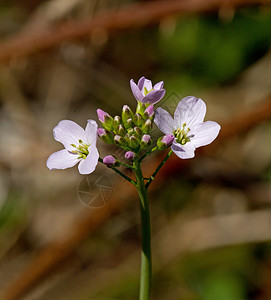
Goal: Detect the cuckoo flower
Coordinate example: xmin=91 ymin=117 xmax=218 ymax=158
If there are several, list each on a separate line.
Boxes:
xmin=47 ymin=120 xmax=99 ymax=174
xmin=130 ymin=76 xmax=165 ymax=104
xmin=154 ymin=96 xmax=221 ymax=159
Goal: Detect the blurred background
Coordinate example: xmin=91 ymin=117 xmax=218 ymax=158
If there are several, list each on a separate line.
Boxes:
xmin=0 ymin=0 xmax=271 ymax=299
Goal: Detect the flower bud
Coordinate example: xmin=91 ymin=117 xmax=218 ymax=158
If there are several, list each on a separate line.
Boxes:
xmin=97 ymin=109 xmax=108 ymax=123
xmin=122 ymin=105 xmax=134 ymax=123
xmin=124 ymin=118 xmax=133 ymax=129
xmin=97 ymin=109 xmax=113 ymax=130
xmin=144 ymin=105 xmax=154 ymax=119
xmin=157 ymin=134 xmax=174 ymax=150
xmin=128 ymin=135 xmax=140 ymax=149
xmin=127 ymin=128 xmax=134 ymax=136
xmin=141 ymin=134 xmax=152 ymax=148
xmin=114 ymin=135 xmax=126 ymax=147
xmin=125 ymin=151 xmax=135 ymax=161
xmin=115 ymin=124 xmax=125 ymax=136
xmin=113 ymin=115 xmax=121 ymax=130
xmin=103 ymin=155 xmax=118 ymax=167
xmin=133 ymin=126 xmax=142 ymax=137
xmin=142 ymin=119 xmax=152 ymax=133
xmin=134 ymin=113 xmax=144 ymax=126
xmin=97 ymin=128 xmax=114 ymax=144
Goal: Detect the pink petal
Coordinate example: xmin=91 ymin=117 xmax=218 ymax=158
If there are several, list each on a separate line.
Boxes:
xmin=46 ymin=149 xmax=79 ymax=170
xmin=130 ymin=79 xmax=144 ymax=102
xmin=190 ymin=121 xmax=221 ymax=148
xmin=138 ymin=76 xmax=146 ymax=90
xmin=53 ymin=120 xmax=85 ymax=150
xmin=141 ymin=89 xmax=165 ymax=104
xmin=174 ymin=96 xmax=206 ymax=128
xmin=78 ymin=145 xmax=99 ymax=175
xmin=154 ymin=107 xmax=174 ymax=135
xmin=85 ymin=119 xmax=98 ymax=145
xmin=154 ymin=81 xmax=164 ymax=90
xmin=171 ymin=141 xmax=195 ymax=159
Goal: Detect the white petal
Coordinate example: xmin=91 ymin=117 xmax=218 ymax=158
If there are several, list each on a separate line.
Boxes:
xmin=85 ymin=119 xmax=98 ymax=145
xmin=154 ymin=81 xmax=164 ymax=90
xmin=53 ymin=120 xmax=86 ymax=150
xmin=46 ymin=149 xmax=79 ymax=170
xmin=171 ymin=141 xmax=195 ymax=159
xmin=190 ymin=121 xmax=221 ymax=148
xmin=78 ymin=145 xmax=99 ymax=175
xmin=154 ymin=107 xmax=174 ymax=135
xmin=142 ymin=79 xmax=153 ymax=92
xmin=174 ymin=96 xmax=206 ymax=128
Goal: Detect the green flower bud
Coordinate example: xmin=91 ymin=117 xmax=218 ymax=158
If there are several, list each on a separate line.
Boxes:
xmin=134 ymin=126 xmax=142 ymax=137
xmin=124 ymin=118 xmax=133 ymax=129
xmin=142 ymin=119 xmax=152 ymax=133
xmin=113 ymin=115 xmax=121 ymax=130
xmin=124 ymin=133 xmax=130 ymax=144
xmin=122 ymin=105 xmax=134 ymax=123
xmin=128 ymin=135 xmax=140 ymax=149
xmin=114 ymin=135 xmax=127 ymax=147
xmin=97 ymin=128 xmax=114 ymax=144
xmin=115 ymin=124 xmax=125 ymax=136
xmin=127 ymin=128 xmax=134 ymax=136
xmin=134 ymin=113 xmax=144 ymax=126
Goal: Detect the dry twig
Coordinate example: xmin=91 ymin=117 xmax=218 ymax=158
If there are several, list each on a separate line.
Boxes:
xmin=0 ymin=0 xmax=270 ymax=64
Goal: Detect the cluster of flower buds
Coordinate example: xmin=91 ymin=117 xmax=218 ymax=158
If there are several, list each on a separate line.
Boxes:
xmin=97 ymin=103 xmax=155 ymax=157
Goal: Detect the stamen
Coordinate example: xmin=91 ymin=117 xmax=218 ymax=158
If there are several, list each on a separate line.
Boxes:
xmin=173 ymin=123 xmax=191 ymax=145
xmin=69 ymin=140 xmax=90 ymax=159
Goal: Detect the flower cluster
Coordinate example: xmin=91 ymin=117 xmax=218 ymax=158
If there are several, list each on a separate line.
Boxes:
xmin=97 ymin=103 xmax=154 ymax=158
xmin=47 ymin=76 xmax=220 ymax=174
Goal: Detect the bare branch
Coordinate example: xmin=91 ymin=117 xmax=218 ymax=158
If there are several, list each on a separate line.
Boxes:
xmin=0 ymin=0 xmax=269 ymax=64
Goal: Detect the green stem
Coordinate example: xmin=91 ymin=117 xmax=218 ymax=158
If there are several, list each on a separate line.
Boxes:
xmin=99 ymin=158 xmax=136 ymax=185
xmin=145 ymin=149 xmax=173 ymax=189
xmin=134 ymin=160 xmax=152 ymax=300
xmin=111 ymin=166 xmax=136 ymax=185
xmin=118 ymin=161 xmax=135 ymax=169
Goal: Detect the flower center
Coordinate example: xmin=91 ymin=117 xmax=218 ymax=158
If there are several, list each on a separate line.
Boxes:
xmin=70 ymin=139 xmax=90 ymax=159
xmin=174 ymin=123 xmax=191 ymax=145
xmin=143 ymin=87 xmax=154 ymax=96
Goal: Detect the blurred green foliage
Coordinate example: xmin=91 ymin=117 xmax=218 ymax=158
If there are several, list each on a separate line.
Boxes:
xmin=158 ymin=9 xmax=271 ymax=89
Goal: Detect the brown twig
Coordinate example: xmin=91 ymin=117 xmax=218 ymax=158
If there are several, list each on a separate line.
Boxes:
xmin=0 ymin=0 xmax=270 ymax=64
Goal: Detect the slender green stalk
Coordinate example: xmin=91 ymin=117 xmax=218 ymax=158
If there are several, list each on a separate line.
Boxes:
xmin=134 ymin=160 xmax=151 ymax=300
xmin=145 ymin=149 xmax=173 ymax=189
xmin=111 ymin=166 xmax=136 ymax=185
xmin=99 ymin=158 xmax=136 ymax=185
xmin=118 ymin=161 xmax=135 ymax=169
